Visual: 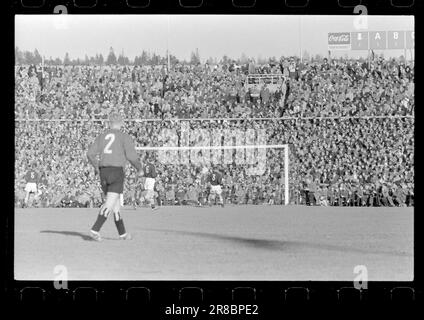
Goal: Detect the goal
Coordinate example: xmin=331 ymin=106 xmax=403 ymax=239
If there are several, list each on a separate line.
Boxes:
xmin=135 ymin=144 xmax=290 ymax=205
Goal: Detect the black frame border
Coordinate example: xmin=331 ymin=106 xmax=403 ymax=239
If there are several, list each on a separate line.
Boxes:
xmin=6 ymin=0 xmax=422 ymax=311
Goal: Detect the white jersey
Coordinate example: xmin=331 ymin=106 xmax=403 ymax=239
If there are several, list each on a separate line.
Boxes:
xmin=144 ymin=177 xmax=156 ymax=191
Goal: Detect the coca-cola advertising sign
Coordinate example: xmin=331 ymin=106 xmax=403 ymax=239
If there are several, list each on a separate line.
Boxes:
xmin=328 ymin=32 xmax=351 ymax=50
xmin=328 ymin=30 xmax=413 ymax=51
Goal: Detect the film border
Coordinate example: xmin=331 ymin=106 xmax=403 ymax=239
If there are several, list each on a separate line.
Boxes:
xmin=6 ymin=0 xmax=422 ymax=310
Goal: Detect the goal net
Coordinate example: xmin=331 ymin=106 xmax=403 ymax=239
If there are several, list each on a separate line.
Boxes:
xmin=135 ymin=144 xmax=290 ymax=205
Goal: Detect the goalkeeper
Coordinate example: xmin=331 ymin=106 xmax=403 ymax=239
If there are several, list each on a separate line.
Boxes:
xmin=207 ymin=166 xmax=225 ymax=207
xmin=139 ymin=159 xmax=158 ymax=210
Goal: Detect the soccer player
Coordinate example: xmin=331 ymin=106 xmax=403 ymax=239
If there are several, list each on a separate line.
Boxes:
xmin=207 ymin=167 xmax=224 ymax=207
xmin=24 ymin=163 xmax=38 ymax=208
xmin=141 ymin=158 xmax=158 ymax=210
xmin=87 ymin=112 xmax=143 ymax=241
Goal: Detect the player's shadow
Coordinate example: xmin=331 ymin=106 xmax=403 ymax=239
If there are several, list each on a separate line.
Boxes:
xmin=40 ymin=230 xmax=94 ymax=241
xmin=144 ymin=228 xmax=412 ymax=257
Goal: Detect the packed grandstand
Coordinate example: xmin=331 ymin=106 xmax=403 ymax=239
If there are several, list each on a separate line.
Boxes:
xmin=14 ymin=57 xmax=414 ymax=208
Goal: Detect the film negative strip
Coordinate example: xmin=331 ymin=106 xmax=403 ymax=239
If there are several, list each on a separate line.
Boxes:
xmin=7 ymin=0 xmax=421 ymax=313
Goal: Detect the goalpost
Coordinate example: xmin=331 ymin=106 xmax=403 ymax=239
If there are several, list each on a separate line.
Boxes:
xmin=135 ymin=144 xmax=290 ymax=205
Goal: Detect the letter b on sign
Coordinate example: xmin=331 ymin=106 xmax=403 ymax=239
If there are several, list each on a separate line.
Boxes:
xmin=388 ymin=31 xmax=405 ymax=49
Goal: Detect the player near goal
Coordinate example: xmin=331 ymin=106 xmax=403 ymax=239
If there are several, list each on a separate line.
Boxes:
xmin=133 ymin=144 xmax=290 ymax=206
xmin=87 ymin=112 xmax=143 ymax=241
xmin=207 ymin=166 xmax=225 ymax=207
xmin=140 ymin=158 xmax=158 ymax=210
xmin=24 ymin=163 xmax=39 ymax=208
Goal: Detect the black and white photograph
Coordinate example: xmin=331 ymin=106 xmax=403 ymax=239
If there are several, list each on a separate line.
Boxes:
xmin=14 ymin=14 xmax=414 ymax=281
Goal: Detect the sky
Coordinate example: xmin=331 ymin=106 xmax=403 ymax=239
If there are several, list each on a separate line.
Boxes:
xmin=15 ymin=15 xmax=414 ymax=62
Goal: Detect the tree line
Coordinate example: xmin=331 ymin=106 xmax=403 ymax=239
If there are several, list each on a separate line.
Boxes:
xmin=15 ymin=46 xmax=281 ymax=67
xmin=15 ymin=46 xmax=204 ymax=66
xmin=16 ymin=46 xmax=343 ymax=66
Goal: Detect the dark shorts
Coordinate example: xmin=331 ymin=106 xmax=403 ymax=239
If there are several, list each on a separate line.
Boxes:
xmin=99 ymin=167 xmax=124 ymax=195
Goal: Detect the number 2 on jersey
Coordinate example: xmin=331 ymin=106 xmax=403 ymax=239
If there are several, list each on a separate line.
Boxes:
xmin=104 ymin=133 xmax=115 ymax=154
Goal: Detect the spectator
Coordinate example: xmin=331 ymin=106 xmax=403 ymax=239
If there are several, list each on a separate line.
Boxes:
xmin=14 ymin=57 xmax=414 ymax=208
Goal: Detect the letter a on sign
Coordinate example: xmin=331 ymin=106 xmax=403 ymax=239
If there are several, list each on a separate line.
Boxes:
xmin=388 ymin=31 xmax=405 ymax=49
xmin=369 ymin=31 xmax=387 ymax=49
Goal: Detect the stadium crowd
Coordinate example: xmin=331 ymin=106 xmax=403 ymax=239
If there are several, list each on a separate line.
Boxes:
xmin=15 ymin=57 xmax=414 ymax=207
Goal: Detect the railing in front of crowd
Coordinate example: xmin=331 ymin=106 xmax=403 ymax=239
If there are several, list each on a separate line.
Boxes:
xmin=14 ymin=115 xmax=414 ymax=122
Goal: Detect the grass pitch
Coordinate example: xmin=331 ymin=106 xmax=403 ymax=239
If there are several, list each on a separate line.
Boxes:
xmin=14 ymin=205 xmax=413 ymax=281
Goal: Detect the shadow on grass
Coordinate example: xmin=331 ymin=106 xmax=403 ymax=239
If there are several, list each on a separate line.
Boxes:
xmin=40 ymin=230 xmax=94 ymax=241
xmin=40 ymin=230 xmax=121 ymax=241
xmin=143 ymin=228 xmax=412 ymax=257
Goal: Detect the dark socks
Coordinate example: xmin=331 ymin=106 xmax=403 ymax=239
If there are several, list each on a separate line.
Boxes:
xmin=113 ymin=212 xmax=126 ymax=236
xmin=91 ymin=206 xmax=111 ymax=232
xmin=115 ymin=218 xmax=126 ymax=236
xmin=91 ymin=214 xmax=107 ymax=232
